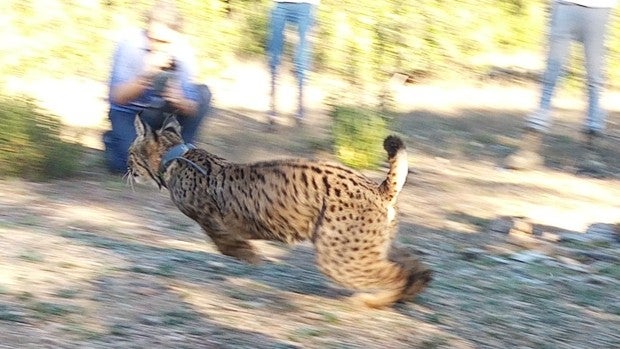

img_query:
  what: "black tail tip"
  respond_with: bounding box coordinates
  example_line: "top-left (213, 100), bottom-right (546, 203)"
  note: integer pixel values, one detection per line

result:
top-left (384, 135), bottom-right (405, 158)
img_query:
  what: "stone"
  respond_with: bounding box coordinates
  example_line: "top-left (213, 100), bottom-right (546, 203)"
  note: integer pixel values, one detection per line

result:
top-left (460, 247), bottom-right (485, 261)
top-left (507, 229), bottom-right (540, 249)
top-left (207, 261), bottom-right (227, 270)
top-left (586, 275), bottom-right (616, 286)
top-left (512, 218), bottom-right (533, 235)
top-left (139, 315), bottom-right (161, 325)
top-left (488, 217), bottom-right (514, 234)
top-left (509, 250), bottom-right (548, 263)
top-left (540, 231), bottom-right (561, 242)
top-left (562, 223), bottom-right (616, 244)
top-left (575, 251), bottom-right (619, 263)
top-left (585, 223), bottom-right (617, 243)
top-left (557, 256), bottom-right (589, 273)
top-left (487, 256), bottom-right (511, 264)
top-left (505, 150), bottom-right (544, 170)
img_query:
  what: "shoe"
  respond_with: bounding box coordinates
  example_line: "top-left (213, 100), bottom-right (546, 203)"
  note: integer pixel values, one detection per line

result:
top-left (295, 107), bottom-right (305, 127)
top-left (582, 128), bottom-right (603, 151)
top-left (294, 117), bottom-right (304, 127)
top-left (505, 128), bottom-right (544, 170)
top-left (266, 114), bottom-right (277, 132)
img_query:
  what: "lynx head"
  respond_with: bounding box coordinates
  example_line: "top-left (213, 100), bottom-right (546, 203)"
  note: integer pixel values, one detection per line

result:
top-left (127, 113), bottom-right (183, 187)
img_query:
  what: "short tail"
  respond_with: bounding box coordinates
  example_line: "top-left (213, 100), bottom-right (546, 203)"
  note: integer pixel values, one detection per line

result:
top-left (379, 135), bottom-right (408, 204)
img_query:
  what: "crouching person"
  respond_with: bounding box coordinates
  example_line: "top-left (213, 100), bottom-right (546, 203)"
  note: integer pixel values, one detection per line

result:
top-left (103, 0), bottom-right (211, 174)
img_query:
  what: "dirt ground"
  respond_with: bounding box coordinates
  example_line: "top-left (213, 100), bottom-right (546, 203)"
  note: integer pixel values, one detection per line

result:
top-left (1, 67), bottom-right (619, 348)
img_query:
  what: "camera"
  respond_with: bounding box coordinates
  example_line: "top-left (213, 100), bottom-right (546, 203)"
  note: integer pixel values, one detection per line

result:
top-left (162, 57), bottom-right (178, 72)
top-left (152, 57), bottom-right (178, 96)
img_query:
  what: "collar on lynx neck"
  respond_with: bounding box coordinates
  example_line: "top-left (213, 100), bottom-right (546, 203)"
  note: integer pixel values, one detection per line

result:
top-left (159, 143), bottom-right (196, 175)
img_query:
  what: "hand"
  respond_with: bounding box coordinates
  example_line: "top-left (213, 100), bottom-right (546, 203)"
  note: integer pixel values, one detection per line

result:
top-left (163, 79), bottom-right (197, 116)
top-left (162, 79), bottom-right (185, 109)
top-left (141, 50), bottom-right (174, 81)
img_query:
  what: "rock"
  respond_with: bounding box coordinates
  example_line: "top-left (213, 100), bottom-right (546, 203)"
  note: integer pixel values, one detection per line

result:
top-left (540, 231), bottom-right (561, 242)
top-left (460, 247), bottom-right (485, 261)
top-left (509, 250), bottom-right (548, 263)
top-left (562, 224), bottom-right (617, 245)
top-left (485, 243), bottom-right (518, 255)
top-left (561, 233), bottom-right (589, 243)
top-left (487, 256), bottom-right (511, 264)
top-left (504, 149), bottom-right (544, 170)
top-left (574, 251), bottom-right (619, 263)
top-left (586, 275), bottom-right (616, 286)
top-left (489, 216), bottom-right (535, 235)
top-left (512, 218), bottom-right (533, 235)
top-left (488, 216), bottom-right (514, 234)
top-left (0, 309), bottom-right (28, 323)
top-left (507, 229), bottom-right (542, 249)
top-left (139, 315), bottom-right (161, 325)
top-left (207, 261), bottom-right (227, 270)
top-left (585, 223), bottom-right (617, 243)
top-left (556, 256), bottom-right (589, 273)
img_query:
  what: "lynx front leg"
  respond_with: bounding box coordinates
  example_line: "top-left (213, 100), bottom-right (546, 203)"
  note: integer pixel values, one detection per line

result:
top-left (199, 217), bottom-right (262, 264)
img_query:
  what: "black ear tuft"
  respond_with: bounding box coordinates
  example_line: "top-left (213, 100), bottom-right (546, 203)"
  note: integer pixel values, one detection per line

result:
top-left (134, 112), bottom-right (151, 137)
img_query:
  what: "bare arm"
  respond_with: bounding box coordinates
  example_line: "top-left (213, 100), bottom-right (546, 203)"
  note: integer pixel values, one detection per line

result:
top-left (110, 75), bottom-right (152, 105)
top-left (162, 80), bottom-right (198, 116)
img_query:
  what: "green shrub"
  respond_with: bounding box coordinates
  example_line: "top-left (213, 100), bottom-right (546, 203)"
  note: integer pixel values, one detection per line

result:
top-left (0, 94), bottom-right (82, 180)
top-left (331, 106), bottom-right (390, 170)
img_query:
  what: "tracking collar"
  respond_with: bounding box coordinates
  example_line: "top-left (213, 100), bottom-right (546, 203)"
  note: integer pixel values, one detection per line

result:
top-left (159, 143), bottom-right (196, 175)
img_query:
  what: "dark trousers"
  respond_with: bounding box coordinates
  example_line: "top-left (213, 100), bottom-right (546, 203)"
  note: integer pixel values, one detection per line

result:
top-left (103, 84), bottom-right (211, 173)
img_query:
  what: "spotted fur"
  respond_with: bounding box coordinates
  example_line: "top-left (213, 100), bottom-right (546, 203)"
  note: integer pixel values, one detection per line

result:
top-left (127, 115), bottom-right (431, 308)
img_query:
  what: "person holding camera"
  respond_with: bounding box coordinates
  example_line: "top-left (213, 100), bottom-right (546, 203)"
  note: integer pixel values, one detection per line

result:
top-left (103, 1), bottom-right (211, 174)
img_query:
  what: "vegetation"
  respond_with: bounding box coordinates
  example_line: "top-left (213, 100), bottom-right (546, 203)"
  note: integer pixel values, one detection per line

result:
top-left (331, 106), bottom-right (389, 169)
top-left (0, 95), bottom-right (82, 180)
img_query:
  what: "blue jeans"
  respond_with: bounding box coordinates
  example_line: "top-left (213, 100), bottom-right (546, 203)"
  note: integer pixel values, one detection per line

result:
top-left (267, 2), bottom-right (316, 84)
top-left (527, 3), bottom-right (612, 133)
top-left (103, 84), bottom-right (211, 173)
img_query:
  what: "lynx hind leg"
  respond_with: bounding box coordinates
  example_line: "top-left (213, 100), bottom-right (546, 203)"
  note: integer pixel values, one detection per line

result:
top-left (314, 229), bottom-right (415, 309)
top-left (389, 244), bottom-right (433, 301)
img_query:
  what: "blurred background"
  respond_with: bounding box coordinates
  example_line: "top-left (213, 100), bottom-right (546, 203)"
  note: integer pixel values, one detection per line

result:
top-left (3, 0), bottom-right (620, 85)
top-left (1, 0), bottom-right (619, 178)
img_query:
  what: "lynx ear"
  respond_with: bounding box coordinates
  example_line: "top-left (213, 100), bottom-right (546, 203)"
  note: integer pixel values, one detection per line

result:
top-left (134, 112), bottom-right (152, 137)
top-left (162, 113), bottom-right (182, 136)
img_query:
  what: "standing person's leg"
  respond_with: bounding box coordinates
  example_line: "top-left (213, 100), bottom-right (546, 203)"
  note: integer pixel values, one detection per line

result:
top-left (178, 84), bottom-right (211, 144)
top-left (292, 2), bottom-right (316, 121)
top-left (526, 3), bottom-right (574, 131)
top-left (577, 6), bottom-right (612, 175)
top-left (267, 3), bottom-right (288, 122)
top-left (507, 4), bottom-right (575, 170)
top-left (581, 7), bottom-right (612, 135)
top-left (104, 109), bottom-right (138, 173)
